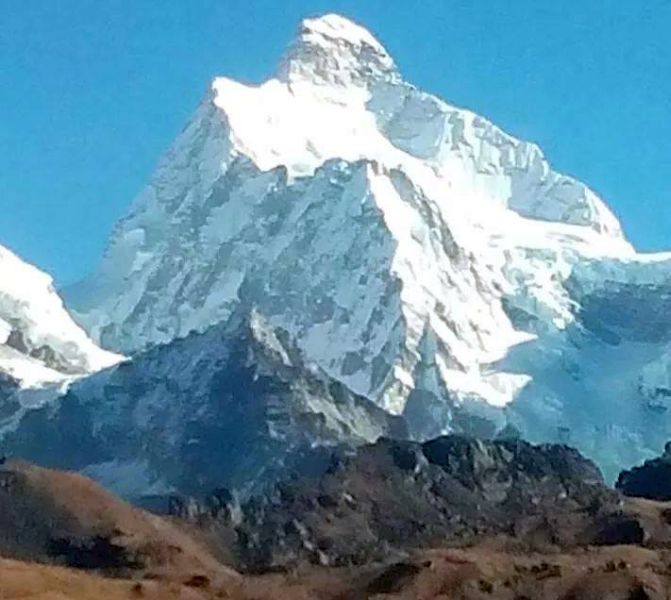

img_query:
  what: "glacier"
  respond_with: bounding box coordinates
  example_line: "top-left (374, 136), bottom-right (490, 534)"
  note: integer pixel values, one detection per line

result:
top-left (46, 13), bottom-right (671, 483)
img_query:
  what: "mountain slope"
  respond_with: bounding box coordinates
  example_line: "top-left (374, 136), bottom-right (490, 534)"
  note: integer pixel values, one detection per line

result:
top-left (5, 447), bottom-right (671, 600)
top-left (63, 14), bottom-right (671, 479)
top-left (0, 245), bottom-right (120, 401)
top-left (6, 309), bottom-right (405, 498)
top-left (0, 459), bottom-right (234, 581)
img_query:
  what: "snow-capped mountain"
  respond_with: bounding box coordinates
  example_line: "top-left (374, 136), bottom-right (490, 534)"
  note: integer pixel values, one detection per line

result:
top-left (0, 244), bottom-right (120, 395)
top-left (59, 14), bottom-right (671, 480)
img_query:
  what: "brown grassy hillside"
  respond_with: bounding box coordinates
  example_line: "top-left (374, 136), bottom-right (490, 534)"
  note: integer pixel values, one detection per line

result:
top-left (0, 459), bottom-right (237, 585)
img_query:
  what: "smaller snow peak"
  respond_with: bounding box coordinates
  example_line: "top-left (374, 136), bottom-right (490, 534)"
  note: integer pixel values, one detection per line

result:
top-left (277, 14), bottom-right (398, 89)
top-left (0, 243), bottom-right (123, 389)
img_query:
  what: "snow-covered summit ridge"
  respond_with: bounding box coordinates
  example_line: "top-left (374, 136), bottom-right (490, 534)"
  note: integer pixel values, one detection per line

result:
top-left (277, 14), bottom-right (398, 88)
top-left (298, 13), bottom-right (390, 57)
top-left (0, 245), bottom-right (121, 389)
top-left (206, 14), bottom-right (625, 237)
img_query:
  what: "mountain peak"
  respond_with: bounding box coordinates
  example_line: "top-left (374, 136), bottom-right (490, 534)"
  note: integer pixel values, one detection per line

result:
top-left (299, 14), bottom-right (388, 53)
top-left (64, 13), bottom-right (671, 484)
top-left (277, 13), bottom-right (398, 87)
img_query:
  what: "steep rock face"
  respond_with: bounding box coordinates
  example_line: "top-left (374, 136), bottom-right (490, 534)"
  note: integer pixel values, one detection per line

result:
top-left (6, 310), bottom-right (405, 498)
top-left (63, 14), bottom-right (671, 478)
top-left (0, 245), bottom-right (120, 404)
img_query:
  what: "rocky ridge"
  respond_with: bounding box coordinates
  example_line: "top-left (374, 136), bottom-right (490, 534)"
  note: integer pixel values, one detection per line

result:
top-left (3, 439), bottom-right (671, 599)
top-left (230, 435), bottom-right (627, 570)
top-left (6, 309), bottom-right (405, 498)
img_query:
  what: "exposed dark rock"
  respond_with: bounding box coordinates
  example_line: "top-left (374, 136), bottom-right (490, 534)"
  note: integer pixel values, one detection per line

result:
top-left (232, 435), bottom-right (621, 570)
top-left (48, 535), bottom-right (142, 571)
top-left (617, 443), bottom-right (671, 500)
top-left (138, 488), bottom-right (237, 523)
top-left (183, 574), bottom-right (211, 588)
top-left (365, 562), bottom-right (422, 594)
top-left (5, 327), bottom-right (85, 375)
top-left (592, 516), bottom-right (647, 546)
top-left (0, 373), bottom-right (20, 414)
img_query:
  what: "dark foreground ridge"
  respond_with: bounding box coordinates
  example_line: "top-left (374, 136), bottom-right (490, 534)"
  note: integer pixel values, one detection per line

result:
top-left (4, 437), bottom-right (671, 599)
top-left (229, 435), bottom-right (652, 570)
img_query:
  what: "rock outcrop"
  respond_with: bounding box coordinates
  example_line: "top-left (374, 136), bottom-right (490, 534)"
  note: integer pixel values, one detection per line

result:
top-left (616, 442), bottom-right (671, 501)
top-left (233, 436), bottom-right (621, 569)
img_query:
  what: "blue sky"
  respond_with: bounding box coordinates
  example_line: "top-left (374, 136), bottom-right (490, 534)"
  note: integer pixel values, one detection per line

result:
top-left (2, 0), bottom-right (670, 285)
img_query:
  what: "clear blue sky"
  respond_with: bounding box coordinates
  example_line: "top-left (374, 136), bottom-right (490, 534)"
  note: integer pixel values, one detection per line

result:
top-left (2, 1), bottom-right (670, 285)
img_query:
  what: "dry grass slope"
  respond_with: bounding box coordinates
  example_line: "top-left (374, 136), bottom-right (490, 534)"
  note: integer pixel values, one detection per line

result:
top-left (4, 543), bottom-right (670, 600)
top-left (0, 460), bottom-right (238, 584)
